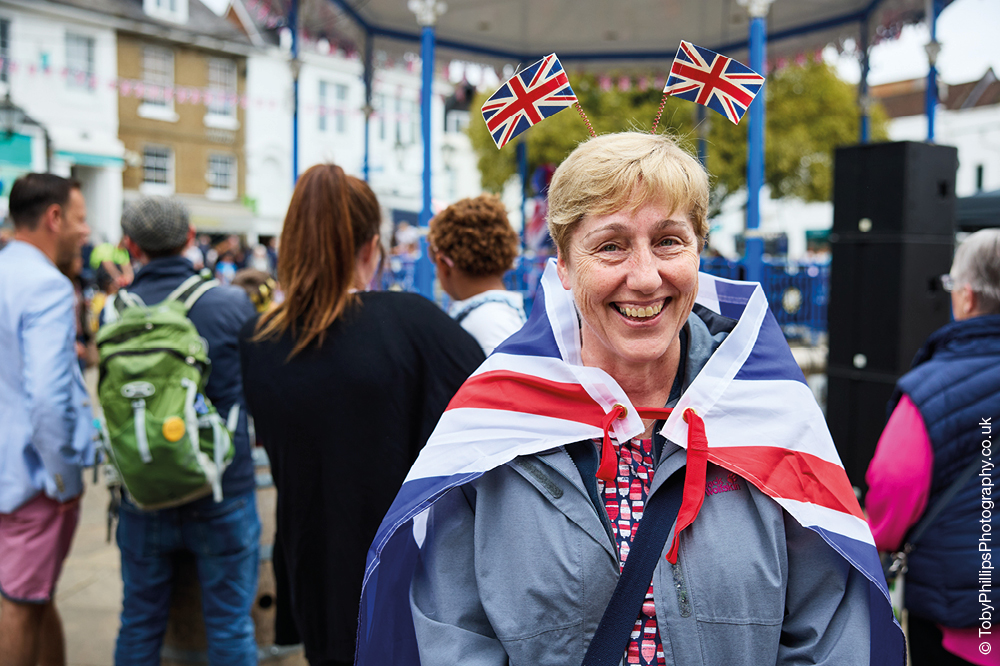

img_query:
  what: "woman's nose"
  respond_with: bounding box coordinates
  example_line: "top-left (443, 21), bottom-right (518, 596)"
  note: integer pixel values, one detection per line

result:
top-left (626, 246), bottom-right (661, 292)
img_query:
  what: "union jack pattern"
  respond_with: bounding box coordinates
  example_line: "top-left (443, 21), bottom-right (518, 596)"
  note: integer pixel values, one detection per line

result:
top-left (354, 260), bottom-right (905, 666)
top-left (664, 40), bottom-right (764, 125)
top-left (482, 53), bottom-right (578, 149)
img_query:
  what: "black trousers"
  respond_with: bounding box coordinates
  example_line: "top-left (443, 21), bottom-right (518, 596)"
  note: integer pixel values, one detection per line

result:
top-left (908, 614), bottom-right (977, 666)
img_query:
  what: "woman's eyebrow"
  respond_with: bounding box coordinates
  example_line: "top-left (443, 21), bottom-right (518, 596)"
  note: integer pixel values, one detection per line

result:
top-left (581, 222), bottom-right (630, 241)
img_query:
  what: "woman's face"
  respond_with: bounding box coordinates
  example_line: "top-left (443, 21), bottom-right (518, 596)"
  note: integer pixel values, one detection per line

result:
top-left (557, 200), bottom-right (700, 374)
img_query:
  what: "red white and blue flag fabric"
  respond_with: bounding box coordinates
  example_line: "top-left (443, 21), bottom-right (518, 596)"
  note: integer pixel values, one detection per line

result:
top-left (664, 40), bottom-right (764, 125)
top-left (355, 260), bottom-right (904, 666)
top-left (482, 53), bottom-right (578, 149)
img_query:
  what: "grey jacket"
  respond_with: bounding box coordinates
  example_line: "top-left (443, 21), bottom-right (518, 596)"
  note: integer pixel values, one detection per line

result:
top-left (410, 313), bottom-right (872, 666)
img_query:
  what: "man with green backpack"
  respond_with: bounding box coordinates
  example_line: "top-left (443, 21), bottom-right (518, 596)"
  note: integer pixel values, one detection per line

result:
top-left (97, 197), bottom-right (260, 665)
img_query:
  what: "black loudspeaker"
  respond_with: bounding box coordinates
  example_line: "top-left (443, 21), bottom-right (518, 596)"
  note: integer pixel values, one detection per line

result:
top-left (826, 141), bottom-right (957, 492)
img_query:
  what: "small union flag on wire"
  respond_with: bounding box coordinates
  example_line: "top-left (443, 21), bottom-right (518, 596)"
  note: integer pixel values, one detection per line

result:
top-left (482, 53), bottom-right (578, 149)
top-left (664, 41), bottom-right (764, 125)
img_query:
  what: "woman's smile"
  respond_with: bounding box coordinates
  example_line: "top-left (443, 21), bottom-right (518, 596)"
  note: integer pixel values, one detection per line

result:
top-left (556, 200), bottom-right (700, 376)
top-left (612, 298), bottom-right (669, 321)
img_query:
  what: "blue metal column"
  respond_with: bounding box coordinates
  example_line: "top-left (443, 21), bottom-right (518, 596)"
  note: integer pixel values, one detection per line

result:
top-left (517, 139), bottom-right (528, 249)
top-left (859, 13), bottom-right (872, 143)
top-left (290, 0), bottom-right (299, 184)
top-left (925, 0), bottom-right (942, 142)
top-left (744, 0), bottom-right (771, 286)
top-left (411, 0), bottom-right (445, 299)
top-left (362, 36), bottom-right (374, 182)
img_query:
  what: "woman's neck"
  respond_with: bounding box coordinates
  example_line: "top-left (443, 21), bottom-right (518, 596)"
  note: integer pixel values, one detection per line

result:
top-left (448, 273), bottom-right (508, 302)
top-left (581, 337), bottom-right (681, 411)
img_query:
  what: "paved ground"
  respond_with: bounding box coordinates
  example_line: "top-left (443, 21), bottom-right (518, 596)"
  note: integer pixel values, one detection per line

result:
top-left (58, 481), bottom-right (122, 665)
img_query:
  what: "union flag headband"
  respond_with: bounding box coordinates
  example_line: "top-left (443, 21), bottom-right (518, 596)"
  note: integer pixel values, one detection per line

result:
top-left (482, 43), bottom-right (764, 148)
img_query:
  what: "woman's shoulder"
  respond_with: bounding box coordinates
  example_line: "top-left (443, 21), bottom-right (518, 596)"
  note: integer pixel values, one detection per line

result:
top-left (237, 313), bottom-right (262, 344)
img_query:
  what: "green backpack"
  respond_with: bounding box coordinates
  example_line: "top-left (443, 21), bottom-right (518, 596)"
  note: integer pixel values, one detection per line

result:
top-left (96, 274), bottom-right (236, 510)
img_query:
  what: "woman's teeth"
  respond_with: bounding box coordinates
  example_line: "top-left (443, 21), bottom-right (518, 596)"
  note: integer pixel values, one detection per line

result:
top-left (616, 303), bottom-right (663, 319)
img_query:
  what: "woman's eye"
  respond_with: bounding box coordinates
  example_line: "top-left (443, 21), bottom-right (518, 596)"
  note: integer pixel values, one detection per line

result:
top-left (599, 243), bottom-right (620, 252)
top-left (658, 238), bottom-right (676, 247)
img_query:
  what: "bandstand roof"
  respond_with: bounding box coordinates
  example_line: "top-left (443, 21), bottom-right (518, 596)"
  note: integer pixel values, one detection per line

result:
top-left (321, 0), bottom-right (953, 67)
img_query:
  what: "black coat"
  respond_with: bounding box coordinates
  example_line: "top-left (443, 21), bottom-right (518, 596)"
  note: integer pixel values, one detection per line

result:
top-left (239, 291), bottom-right (485, 663)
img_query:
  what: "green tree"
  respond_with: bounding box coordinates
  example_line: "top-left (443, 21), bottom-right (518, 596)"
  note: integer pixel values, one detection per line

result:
top-left (467, 58), bottom-right (889, 207)
top-left (708, 56), bottom-right (890, 204)
top-left (469, 73), bottom-right (700, 194)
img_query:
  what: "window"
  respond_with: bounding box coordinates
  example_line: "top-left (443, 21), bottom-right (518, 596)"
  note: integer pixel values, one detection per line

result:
top-left (143, 0), bottom-right (188, 24)
top-left (334, 84), bottom-right (347, 133)
top-left (395, 96), bottom-right (403, 144)
top-left (0, 20), bottom-right (9, 84)
top-left (207, 58), bottom-right (237, 118)
top-left (207, 154), bottom-right (236, 200)
top-left (142, 145), bottom-right (172, 194)
top-left (319, 82), bottom-right (348, 133)
top-left (319, 81), bottom-right (328, 132)
top-left (142, 46), bottom-right (173, 108)
top-left (446, 110), bottom-right (470, 134)
top-left (377, 94), bottom-right (386, 142)
top-left (66, 33), bottom-right (95, 91)
top-left (410, 101), bottom-right (419, 146)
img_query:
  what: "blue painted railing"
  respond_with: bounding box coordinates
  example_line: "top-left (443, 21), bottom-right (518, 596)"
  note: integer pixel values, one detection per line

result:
top-left (382, 255), bottom-right (830, 344)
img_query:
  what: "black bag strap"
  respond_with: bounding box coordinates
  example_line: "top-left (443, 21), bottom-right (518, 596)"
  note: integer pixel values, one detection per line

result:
top-left (908, 455), bottom-right (982, 548)
top-left (582, 467), bottom-right (685, 666)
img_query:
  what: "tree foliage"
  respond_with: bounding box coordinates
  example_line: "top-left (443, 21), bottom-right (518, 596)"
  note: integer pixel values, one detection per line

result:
top-left (467, 57), bottom-right (889, 208)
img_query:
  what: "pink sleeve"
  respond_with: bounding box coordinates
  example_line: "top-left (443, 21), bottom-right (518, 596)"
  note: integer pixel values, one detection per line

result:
top-left (863, 394), bottom-right (933, 552)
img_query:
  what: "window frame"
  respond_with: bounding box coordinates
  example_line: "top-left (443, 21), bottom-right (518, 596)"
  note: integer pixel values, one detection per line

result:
top-left (206, 153), bottom-right (237, 201)
top-left (139, 45), bottom-right (178, 122)
top-left (204, 58), bottom-right (239, 129)
top-left (65, 32), bottom-right (96, 92)
top-left (0, 19), bottom-right (11, 84)
top-left (140, 144), bottom-right (174, 196)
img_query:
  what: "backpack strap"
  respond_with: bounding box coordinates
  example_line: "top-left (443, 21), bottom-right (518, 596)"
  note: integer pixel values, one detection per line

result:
top-left (166, 273), bottom-right (219, 314)
top-left (104, 290), bottom-right (146, 324)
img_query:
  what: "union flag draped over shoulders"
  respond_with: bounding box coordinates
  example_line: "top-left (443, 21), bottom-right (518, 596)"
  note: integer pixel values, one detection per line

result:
top-left (664, 40), bottom-right (764, 125)
top-left (355, 260), bottom-right (904, 666)
top-left (482, 53), bottom-right (578, 149)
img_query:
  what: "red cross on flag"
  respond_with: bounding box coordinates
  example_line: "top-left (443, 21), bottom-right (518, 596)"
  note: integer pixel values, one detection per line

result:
top-left (482, 53), bottom-right (578, 149)
top-left (664, 41), bottom-right (765, 125)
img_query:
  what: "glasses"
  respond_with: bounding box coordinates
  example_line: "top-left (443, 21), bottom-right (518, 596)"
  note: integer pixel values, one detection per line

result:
top-left (428, 244), bottom-right (454, 268)
top-left (939, 274), bottom-right (956, 292)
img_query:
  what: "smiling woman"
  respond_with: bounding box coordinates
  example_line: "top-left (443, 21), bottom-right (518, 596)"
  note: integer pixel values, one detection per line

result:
top-left (407, 132), bottom-right (882, 666)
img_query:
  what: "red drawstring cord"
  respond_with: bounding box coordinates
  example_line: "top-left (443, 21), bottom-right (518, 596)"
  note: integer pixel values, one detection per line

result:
top-left (666, 409), bottom-right (708, 564)
top-left (595, 404), bottom-right (709, 565)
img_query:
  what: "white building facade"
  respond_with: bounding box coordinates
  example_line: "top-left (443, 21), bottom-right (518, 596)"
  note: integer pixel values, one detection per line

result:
top-left (0, 0), bottom-right (124, 241)
top-left (244, 40), bottom-right (483, 244)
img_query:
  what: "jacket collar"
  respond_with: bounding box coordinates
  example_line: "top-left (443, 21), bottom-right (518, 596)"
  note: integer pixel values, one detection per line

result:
top-left (131, 255), bottom-right (196, 287)
top-left (912, 314), bottom-right (1000, 367)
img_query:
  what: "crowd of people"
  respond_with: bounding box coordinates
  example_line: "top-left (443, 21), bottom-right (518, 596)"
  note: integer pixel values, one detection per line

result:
top-left (0, 130), bottom-right (996, 666)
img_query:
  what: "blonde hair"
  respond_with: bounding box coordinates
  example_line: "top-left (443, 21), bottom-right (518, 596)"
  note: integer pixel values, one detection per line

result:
top-left (547, 132), bottom-right (709, 255)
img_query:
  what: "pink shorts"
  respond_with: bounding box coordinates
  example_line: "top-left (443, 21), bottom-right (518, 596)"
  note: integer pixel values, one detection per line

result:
top-left (0, 493), bottom-right (80, 603)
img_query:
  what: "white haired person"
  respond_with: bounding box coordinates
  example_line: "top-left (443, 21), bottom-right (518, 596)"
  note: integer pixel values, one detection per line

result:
top-left (867, 229), bottom-right (1000, 665)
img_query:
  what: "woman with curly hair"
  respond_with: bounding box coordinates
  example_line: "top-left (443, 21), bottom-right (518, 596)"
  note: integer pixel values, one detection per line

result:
top-left (427, 194), bottom-right (527, 355)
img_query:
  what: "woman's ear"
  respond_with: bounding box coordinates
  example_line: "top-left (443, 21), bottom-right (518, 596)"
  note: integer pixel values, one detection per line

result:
top-left (355, 235), bottom-right (381, 289)
top-left (556, 250), bottom-right (572, 290)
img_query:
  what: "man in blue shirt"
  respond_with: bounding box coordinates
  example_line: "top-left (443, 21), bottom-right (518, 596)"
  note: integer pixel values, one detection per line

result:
top-left (109, 197), bottom-right (260, 665)
top-left (0, 174), bottom-right (95, 665)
